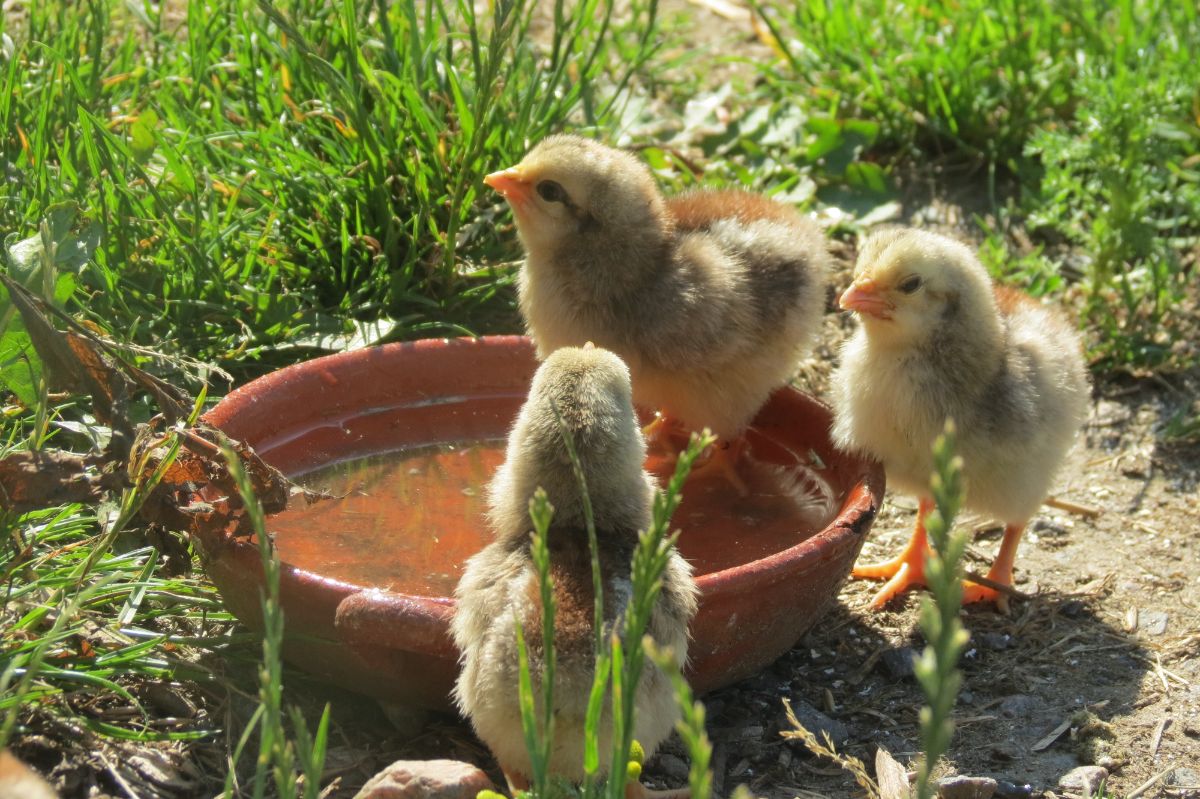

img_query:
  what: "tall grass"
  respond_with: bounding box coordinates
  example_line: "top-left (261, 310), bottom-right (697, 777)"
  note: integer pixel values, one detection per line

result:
top-left (1, 0), bottom-right (660, 372)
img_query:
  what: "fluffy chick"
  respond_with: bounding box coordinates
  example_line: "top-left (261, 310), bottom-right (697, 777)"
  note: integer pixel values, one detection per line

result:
top-left (485, 135), bottom-right (831, 453)
top-left (831, 228), bottom-right (1090, 611)
top-left (452, 345), bottom-right (698, 790)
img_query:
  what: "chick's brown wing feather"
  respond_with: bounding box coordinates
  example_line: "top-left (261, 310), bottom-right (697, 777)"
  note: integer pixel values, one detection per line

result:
top-left (523, 529), bottom-right (637, 664)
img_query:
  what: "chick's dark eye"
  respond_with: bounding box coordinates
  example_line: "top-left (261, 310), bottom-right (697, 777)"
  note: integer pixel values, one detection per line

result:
top-left (898, 275), bottom-right (923, 294)
top-left (536, 180), bottom-right (567, 204)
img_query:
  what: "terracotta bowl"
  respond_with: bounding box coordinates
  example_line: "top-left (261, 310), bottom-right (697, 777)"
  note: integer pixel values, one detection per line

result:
top-left (200, 336), bottom-right (883, 710)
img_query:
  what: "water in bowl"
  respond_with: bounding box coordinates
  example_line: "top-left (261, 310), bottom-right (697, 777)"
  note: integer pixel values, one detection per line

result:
top-left (267, 431), bottom-right (838, 597)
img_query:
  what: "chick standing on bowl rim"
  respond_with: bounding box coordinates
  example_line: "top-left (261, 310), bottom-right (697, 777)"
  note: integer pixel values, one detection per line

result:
top-left (484, 135), bottom-right (832, 488)
top-left (830, 228), bottom-right (1090, 612)
top-left (451, 345), bottom-right (698, 794)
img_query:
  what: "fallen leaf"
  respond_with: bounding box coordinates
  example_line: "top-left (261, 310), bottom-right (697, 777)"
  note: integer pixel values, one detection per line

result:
top-left (875, 747), bottom-right (911, 799)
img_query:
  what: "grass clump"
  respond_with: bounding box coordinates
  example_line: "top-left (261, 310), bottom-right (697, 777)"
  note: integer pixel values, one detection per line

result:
top-left (753, 0), bottom-right (1088, 169)
top-left (1027, 58), bottom-right (1200, 370)
top-left (1, 0), bottom-right (660, 371)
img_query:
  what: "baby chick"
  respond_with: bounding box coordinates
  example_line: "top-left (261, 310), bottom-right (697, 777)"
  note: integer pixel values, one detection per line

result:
top-left (831, 228), bottom-right (1090, 611)
top-left (452, 345), bottom-right (698, 791)
top-left (485, 135), bottom-right (831, 477)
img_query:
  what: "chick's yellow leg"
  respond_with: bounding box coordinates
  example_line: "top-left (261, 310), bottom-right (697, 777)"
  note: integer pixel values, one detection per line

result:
top-left (852, 497), bottom-right (934, 610)
top-left (961, 522), bottom-right (1024, 614)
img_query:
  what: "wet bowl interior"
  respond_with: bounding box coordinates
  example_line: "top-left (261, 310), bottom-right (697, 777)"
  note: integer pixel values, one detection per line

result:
top-left (200, 335), bottom-right (884, 710)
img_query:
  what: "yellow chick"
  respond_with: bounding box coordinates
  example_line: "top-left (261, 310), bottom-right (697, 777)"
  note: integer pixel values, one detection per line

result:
top-left (485, 135), bottom-right (831, 479)
top-left (452, 345), bottom-right (699, 790)
top-left (831, 228), bottom-right (1090, 611)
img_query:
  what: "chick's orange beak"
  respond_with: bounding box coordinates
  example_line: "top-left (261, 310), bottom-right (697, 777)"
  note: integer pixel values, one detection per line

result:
top-left (483, 167), bottom-right (533, 209)
top-left (839, 279), bottom-right (894, 320)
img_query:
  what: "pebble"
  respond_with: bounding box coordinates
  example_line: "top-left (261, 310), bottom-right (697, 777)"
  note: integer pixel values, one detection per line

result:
top-left (1032, 518), bottom-right (1068, 535)
top-left (937, 775), bottom-right (997, 799)
top-left (1057, 765), bottom-right (1108, 797)
top-left (1138, 609), bottom-right (1169, 635)
top-left (651, 753), bottom-right (690, 782)
top-left (0, 750), bottom-right (58, 799)
top-left (353, 760), bottom-right (495, 799)
top-left (1165, 768), bottom-right (1200, 788)
top-left (979, 632), bottom-right (1013, 651)
top-left (998, 695), bottom-right (1038, 719)
top-left (880, 646), bottom-right (916, 680)
top-left (783, 699), bottom-right (850, 746)
top-left (993, 780), bottom-right (1033, 799)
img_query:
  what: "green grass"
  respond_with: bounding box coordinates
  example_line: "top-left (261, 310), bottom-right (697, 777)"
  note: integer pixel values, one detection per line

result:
top-left (1, 0), bottom-right (661, 374)
top-left (2, 0), bottom-right (1200, 795)
top-left (751, 0), bottom-right (1200, 369)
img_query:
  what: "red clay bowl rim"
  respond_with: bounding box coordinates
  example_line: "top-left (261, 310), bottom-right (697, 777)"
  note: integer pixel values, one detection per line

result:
top-left (202, 335), bottom-right (884, 636)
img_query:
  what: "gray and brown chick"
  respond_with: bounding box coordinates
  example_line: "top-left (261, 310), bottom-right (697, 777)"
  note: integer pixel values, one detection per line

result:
top-left (485, 135), bottom-right (831, 471)
top-left (831, 228), bottom-right (1090, 611)
top-left (451, 345), bottom-right (698, 790)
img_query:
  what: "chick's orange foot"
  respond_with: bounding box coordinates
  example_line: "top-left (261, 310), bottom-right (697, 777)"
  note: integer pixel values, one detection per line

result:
top-left (961, 580), bottom-right (1008, 613)
top-left (641, 412), bottom-right (690, 454)
top-left (685, 436), bottom-right (748, 496)
top-left (851, 498), bottom-right (933, 610)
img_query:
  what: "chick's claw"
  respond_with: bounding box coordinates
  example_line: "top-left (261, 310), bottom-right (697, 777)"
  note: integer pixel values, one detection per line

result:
top-left (852, 498), bottom-right (934, 608)
top-left (685, 436), bottom-right (748, 496)
top-left (961, 580), bottom-right (1009, 613)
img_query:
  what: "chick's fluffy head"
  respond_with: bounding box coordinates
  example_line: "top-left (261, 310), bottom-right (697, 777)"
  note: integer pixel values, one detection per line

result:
top-left (488, 345), bottom-right (652, 539)
top-left (843, 228), bottom-right (1000, 348)
top-left (489, 135), bottom-right (668, 254)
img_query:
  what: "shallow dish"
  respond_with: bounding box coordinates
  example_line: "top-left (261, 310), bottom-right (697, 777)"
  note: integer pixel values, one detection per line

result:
top-left (200, 336), bottom-right (883, 710)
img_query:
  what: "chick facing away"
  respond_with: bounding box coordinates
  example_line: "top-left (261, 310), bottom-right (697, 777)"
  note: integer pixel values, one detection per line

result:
top-left (484, 135), bottom-right (831, 476)
top-left (451, 345), bottom-right (699, 791)
top-left (830, 228), bottom-right (1090, 611)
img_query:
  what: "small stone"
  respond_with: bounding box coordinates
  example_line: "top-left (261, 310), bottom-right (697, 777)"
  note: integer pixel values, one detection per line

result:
top-left (354, 760), bottom-right (495, 799)
top-left (0, 750), bottom-right (57, 799)
top-left (979, 633), bottom-right (1012, 651)
top-left (1165, 768), bottom-right (1200, 788)
top-left (937, 775), bottom-right (997, 799)
top-left (737, 725), bottom-right (764, 741)
top-left (1059, 600), bottom-right (1086, 619)
top-left (998, 695), bottom-right (1037, 719)
top-left (1033, 518), bottom-right (1067, 535)
top-left (993, 780), bottom-right (1033, 799)
top-left (651, 753), bottom-right (690, 782)
top-left (783, 700), bottom-right (850, 746)
top-left (880, 647), bottom-right (916, 680)
top-left (1138, 609), bottom-right (1169, 636)
top-left (378, 702), bottom-right (431, 739)
top-left (1057, 765), bottom-right (1108, 797)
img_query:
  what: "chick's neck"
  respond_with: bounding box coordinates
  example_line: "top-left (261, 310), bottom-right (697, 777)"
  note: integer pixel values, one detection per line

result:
top-left (541, 206), bottom-right (674, 307)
